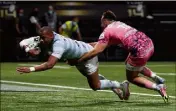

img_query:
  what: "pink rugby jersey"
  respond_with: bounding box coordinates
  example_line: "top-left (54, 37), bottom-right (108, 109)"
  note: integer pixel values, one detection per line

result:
top-left (98, 21), bottom-right (154, 58)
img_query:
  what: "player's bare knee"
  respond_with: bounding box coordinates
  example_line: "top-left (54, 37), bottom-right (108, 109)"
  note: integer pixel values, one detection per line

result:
top-left (91, 87), bottom-right (100, 91)
top-left (127, 77), bottom-right (134, 83)
top-left (126, 74), bottom-right (135, 83)
top-left (90, 84), bottom-right (100, 91)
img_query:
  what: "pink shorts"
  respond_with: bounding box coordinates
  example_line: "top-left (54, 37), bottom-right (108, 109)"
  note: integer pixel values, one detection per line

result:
top-left (124, 32), bottom-right (154, 69)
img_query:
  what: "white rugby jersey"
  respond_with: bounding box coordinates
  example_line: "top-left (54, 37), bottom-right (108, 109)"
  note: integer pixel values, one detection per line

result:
top-left (51, 32), bottom-right (93, 59)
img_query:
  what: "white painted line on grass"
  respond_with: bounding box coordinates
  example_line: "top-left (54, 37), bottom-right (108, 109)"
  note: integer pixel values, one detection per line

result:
top-left (53, 66), bottom-right (70, 69)
top-left (1, 80), bottom-right (175, 99)
top-left (99, 64), bottom-right (175, 67)
top-left (154, 72), bottom-right (176, 76)
top-left (1, 84), bottom-right (61, 92)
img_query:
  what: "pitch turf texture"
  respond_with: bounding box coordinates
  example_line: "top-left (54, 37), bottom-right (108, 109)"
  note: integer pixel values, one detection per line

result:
top-left (1, 62), bottom-right (176, 111)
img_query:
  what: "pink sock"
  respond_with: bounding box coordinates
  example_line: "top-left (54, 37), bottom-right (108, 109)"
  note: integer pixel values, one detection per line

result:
top-left (144, 81), bottom-right (157, 90)
top-left (133, 77), bottom-right (157, 90)
top-left (140, 67), bottom-right (156, 78)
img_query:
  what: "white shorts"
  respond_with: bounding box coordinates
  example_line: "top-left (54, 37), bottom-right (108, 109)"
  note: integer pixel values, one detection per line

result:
top-left (76, 56), bottom-right (98, 76)
top-left (126, 63), bottom-right (144, 71)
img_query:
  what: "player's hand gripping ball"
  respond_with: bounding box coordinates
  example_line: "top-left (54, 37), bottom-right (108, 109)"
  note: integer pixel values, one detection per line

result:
top-left (28, 47), bottom-right (41, 56)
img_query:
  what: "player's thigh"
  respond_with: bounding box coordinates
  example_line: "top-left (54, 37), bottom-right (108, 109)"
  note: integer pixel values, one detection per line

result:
top-left (125, 56), bottom-right (145, 80)
top-left (76, 56), bottom-right (100, 85)
top-left (125, 49), bottom-right (154, 72)
top-left (76, 56), bottom-right (98, 76)
top-left (126, 68), bottom-right (140, 80)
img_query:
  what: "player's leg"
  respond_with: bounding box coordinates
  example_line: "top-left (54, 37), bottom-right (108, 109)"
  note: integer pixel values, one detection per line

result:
top-left (126, 65), bottom-right (158, 90)
top-left (126, 32), bottom-right (168, 102)
top-left (86, 69), bottom-right (130, 100)
top-left (76, 56), bottom-right (130, 100)
top-left (135, 35), bottom-right (165, 84)
top-left (140, 66), bottom-right (165, 84)
top-left (76, 56), bottom-right (122, 90)
top-left (98, 73), bottom-right (128, 100)
top-left (126, 63), bottom-right (168, 103)
top-left (86, 70), bottom-right (120, 90)
top-left (125, 55), bottom-right (156, 89)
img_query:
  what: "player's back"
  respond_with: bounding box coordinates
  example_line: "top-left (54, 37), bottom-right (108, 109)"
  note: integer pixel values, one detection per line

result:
top-left (52, 32), bottom-right (92, 59)
top-left (104, 21), bottom-right (153, 57)
top-left (104, 21), bottom-right (138, 45)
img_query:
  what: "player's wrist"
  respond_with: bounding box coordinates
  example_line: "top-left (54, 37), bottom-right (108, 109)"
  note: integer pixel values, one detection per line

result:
top-left (29, 67), bottom-right (35, 72)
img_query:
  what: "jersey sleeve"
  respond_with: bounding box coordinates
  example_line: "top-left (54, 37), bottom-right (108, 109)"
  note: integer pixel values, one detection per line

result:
top-left (51, 41), bottom-right (65, 59)
top-left (98, 30), bottom-right (110, 44)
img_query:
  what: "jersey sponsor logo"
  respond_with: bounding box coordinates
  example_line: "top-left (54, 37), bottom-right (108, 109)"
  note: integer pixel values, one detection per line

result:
top-left (99, 33), bottom-right (105, 39)
top-left (33, 36), bottom-right (40, 42)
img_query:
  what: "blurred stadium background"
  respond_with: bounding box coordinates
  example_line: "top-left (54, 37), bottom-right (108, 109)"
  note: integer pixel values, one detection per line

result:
top-left (0, 1), bottom-right (176, 111)
top-left (0, 1), bottom-right (176, 62)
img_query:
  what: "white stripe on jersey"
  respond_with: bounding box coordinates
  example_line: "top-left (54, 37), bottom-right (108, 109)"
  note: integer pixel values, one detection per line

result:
top-left (51, 32), bottom-right (93, 59)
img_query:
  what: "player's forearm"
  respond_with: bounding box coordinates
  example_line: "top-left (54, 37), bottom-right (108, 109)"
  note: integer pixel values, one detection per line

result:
top-left (89, 42), bottom-right (97, 47)
top-left (78, 49), bottom-right (99, 62)
top-left (32, 62), bottom-right (53, 72)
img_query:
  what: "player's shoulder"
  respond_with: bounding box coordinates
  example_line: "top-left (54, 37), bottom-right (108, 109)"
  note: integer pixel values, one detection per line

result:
top-left (105, 21), bottom-right (123, 31)
top-left (54, 33), bottom-right (68, 40)
top-left (103, 26), bottom-right (112, 35)
top-left (52, 35), bottom-right (66, 47)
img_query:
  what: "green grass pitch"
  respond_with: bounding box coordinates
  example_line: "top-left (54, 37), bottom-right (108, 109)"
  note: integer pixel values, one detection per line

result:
top-left (1, 62), bottom-right (176, 111)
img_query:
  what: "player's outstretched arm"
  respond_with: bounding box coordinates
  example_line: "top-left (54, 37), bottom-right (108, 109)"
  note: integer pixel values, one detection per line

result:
top-left (88, 42), bottom-right (97, 47)
top-left (16, 55), bottom-right (58, 74)
top-left (78, 42), bottom-right (108, 63)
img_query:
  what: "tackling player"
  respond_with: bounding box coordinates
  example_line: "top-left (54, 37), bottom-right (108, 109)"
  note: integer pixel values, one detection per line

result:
top-left (71, 10), bottom-right (168, 103)
top-left (17, 26), bottom-right (130, 100)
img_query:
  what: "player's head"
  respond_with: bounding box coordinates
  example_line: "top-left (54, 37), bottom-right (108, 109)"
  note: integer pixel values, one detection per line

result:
top-left (101, 10), bottom-right (116, 29)
top-left (39, 26), bottom-right (54, 44)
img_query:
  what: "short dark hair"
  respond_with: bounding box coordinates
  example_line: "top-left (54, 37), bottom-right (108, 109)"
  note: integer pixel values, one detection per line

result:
top-left (102, 10), bottom-right (116, 21)
top-left (40, 26), bottom-right (53, 33)
top-left (39, 26), bottom-right (53, 37)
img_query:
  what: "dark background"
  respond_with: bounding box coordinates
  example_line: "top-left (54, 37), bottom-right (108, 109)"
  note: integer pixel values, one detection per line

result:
top-left (0, 1), bottom-right (176, 62)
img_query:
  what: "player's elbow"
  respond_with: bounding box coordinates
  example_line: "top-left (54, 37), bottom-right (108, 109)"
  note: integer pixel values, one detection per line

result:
top-left (47, 63), bottom-right (54, 69)
top-left (44, 62), bottom-right (54, 69)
